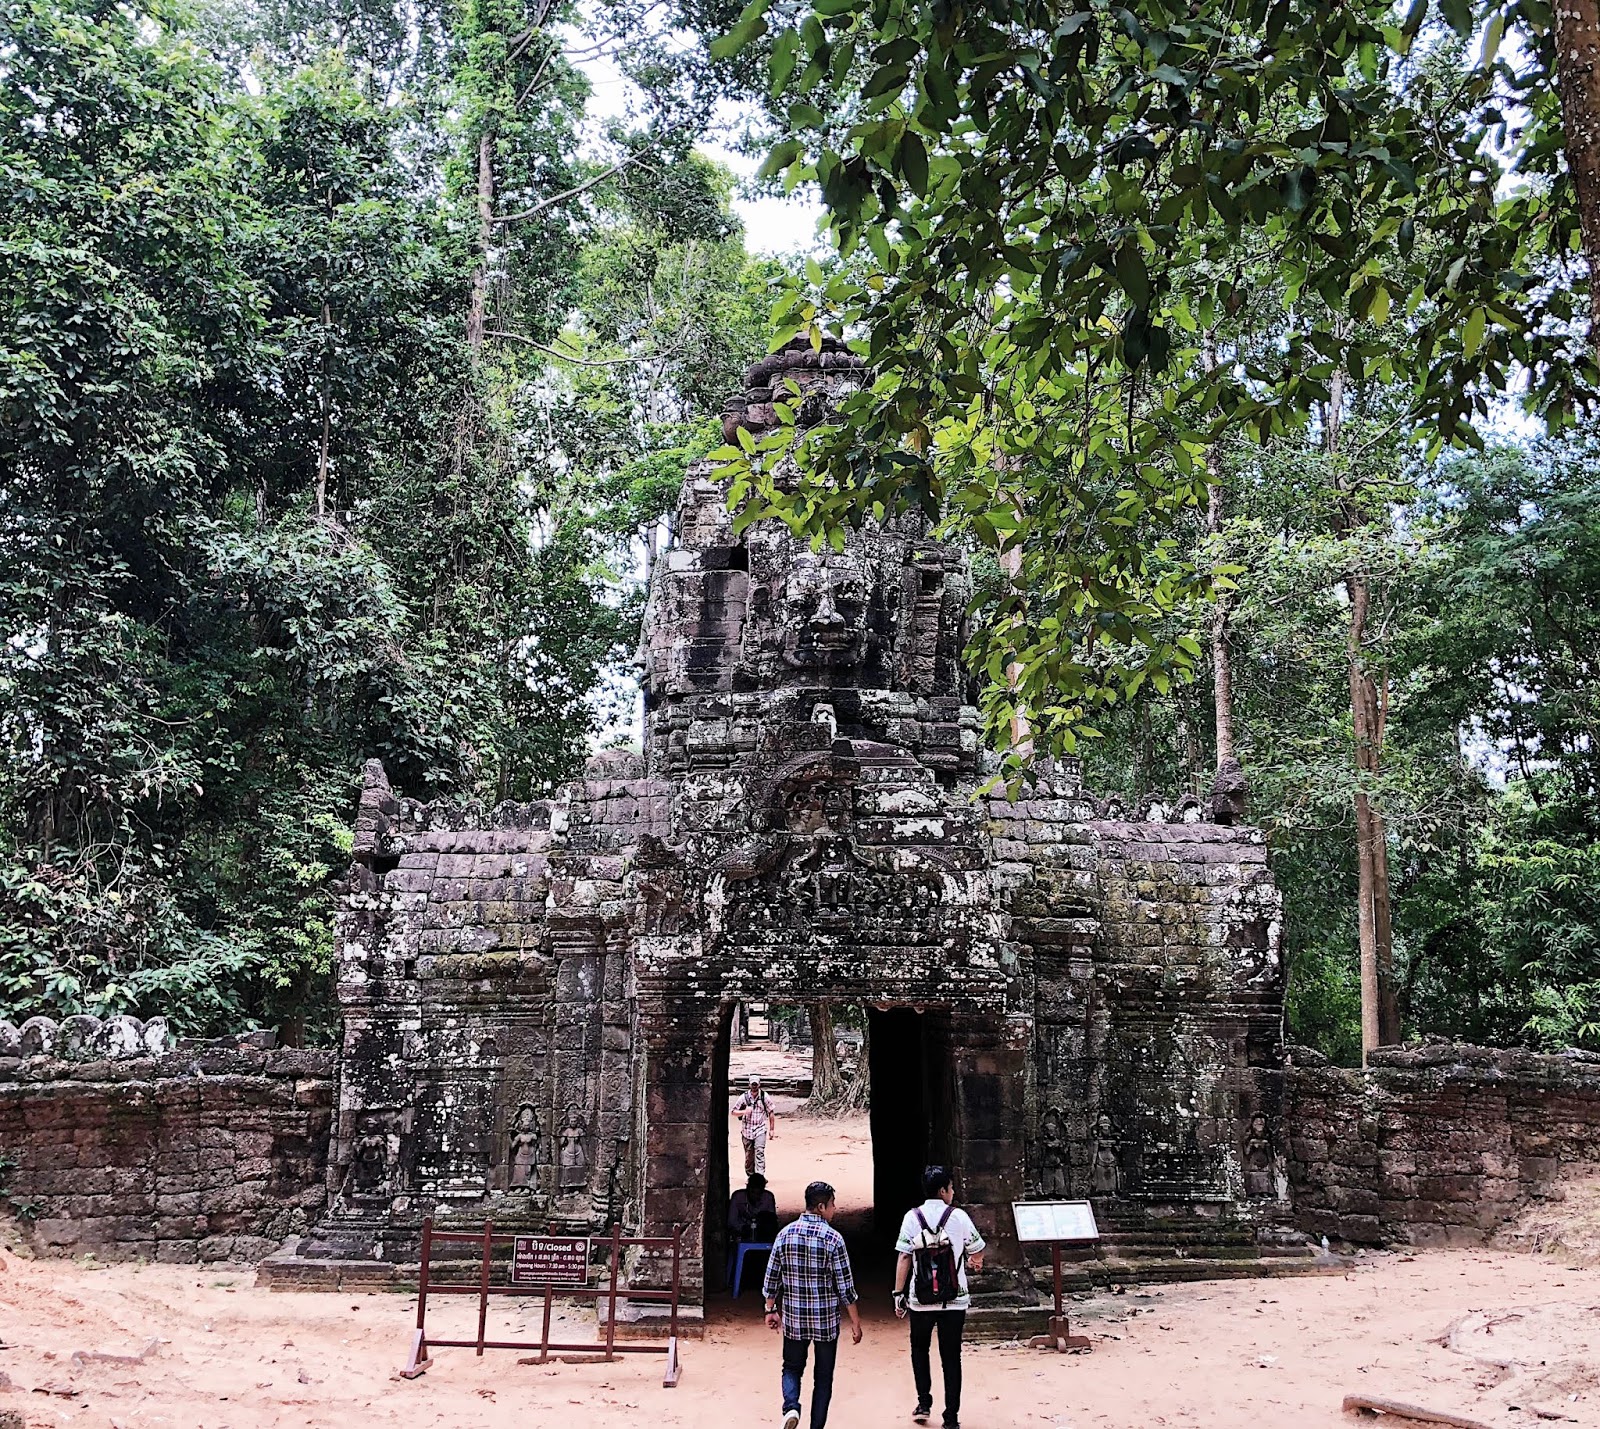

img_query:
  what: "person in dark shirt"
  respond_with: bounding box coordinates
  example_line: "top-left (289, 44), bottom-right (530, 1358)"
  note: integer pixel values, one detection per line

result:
top-left (730, 1172), bottom-right (780, 1243)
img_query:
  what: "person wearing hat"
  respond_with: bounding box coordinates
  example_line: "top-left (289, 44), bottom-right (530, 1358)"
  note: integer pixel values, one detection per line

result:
top-left (732, 1074), bottom-right (777, 1176)
top-left (729, 1171), bottom-right (779, 1245)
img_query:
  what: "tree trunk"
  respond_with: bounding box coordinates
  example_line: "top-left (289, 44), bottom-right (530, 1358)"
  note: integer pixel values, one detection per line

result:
top-left (1348, 574), bottom-right (1401, 1053)
top-left (452, 129), bottom-right (497, 487)
top-left (1554, 0), bottom-right (1600, 345)
top-left (809, 1003), bottom-right (844, 1103)
top-left (316, 299), bottom-right (332, 518)
top-left (1207, 472), bottom-right (1237, 769)
top-left (998, 556), bottom-right (1036, 758)
top-left (1178, 715), bottom-right (1203, 796)
top-left (1329, 364), bottom-right (1401, 1060)
top-left (996, 463), bottom-right (1034, 761)
top-left (844, 1008), bottom-right (871, 1110)
top-left (465, 130), bottom-right (496, 358)
top-left (1202, 339), bottom-right (1248, 823)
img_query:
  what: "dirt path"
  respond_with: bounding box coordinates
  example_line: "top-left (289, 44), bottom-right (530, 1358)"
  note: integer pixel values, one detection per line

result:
top-left (3, 1107), bottom-right (1598, 1429)
top-left (726, 1058), bottom-right (872, 1219)
top-left (3, 1239), bottom-right (1598, 1427)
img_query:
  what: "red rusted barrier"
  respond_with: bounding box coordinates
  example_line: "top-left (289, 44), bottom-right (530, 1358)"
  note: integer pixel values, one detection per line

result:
top-left (400, 1218), bottom-right (683, 1387)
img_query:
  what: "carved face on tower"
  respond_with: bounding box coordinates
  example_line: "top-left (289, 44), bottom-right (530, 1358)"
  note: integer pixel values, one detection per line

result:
top-left (640, 340), bottom-right (979, 776)
top-left (781, 551), bottom-right (871, 669)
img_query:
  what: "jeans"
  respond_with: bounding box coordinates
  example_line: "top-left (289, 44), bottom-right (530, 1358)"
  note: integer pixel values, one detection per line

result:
top-left (909, 1309), bottom-right (966, 1424)
top-left (781, 1335), bottom-right (839, 1429)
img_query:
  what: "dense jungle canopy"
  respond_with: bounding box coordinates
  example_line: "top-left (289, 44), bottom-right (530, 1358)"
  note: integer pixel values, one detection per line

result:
top-left (1, 0), bottom-right (1597, 1061)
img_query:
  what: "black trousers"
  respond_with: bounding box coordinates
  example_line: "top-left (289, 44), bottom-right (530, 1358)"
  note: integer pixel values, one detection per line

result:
top-left (782, 1334), bottom-right (838, 1429)
top-left (909, 1308), bottom-right (966, 1424)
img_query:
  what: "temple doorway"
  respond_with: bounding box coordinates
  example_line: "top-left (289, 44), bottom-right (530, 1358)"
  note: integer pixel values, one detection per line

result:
top-left (706, 1002), bottom-right (955, 1294)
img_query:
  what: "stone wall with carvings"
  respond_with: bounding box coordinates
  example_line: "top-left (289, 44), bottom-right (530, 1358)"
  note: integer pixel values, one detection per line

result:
top-left (0, 1036), bottom-right (333, 1262)
top-left (307, 759), bottom-right (652, 1269)
top-left (1007, 792), bottom-right (1286, 1220)
top-left (1284, 1045), bottom-right (1600, 1246)
top-left (8, 1032), bottom-right (1600, 1267)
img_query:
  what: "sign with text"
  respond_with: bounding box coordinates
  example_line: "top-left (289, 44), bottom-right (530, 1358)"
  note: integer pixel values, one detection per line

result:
top-left (1012, 1201), bottom-right (1100, 1244)
top-left (511, 1235), bottom-right (590, 1287)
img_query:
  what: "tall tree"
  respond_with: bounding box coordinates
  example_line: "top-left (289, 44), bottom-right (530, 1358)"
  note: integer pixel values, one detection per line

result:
top-left (0, 0), bottom-right (763, 1037)
top-left (1, 0), bottom-right (268, 1027)
top-left (1325, 362), bottom-right (1402, 1054)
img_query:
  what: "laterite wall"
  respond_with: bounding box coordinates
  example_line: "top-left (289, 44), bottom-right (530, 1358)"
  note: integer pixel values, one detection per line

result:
top-left (1285, 1045), bottom-right (1600, 1247)
top-left (8, 1033), bottom-right (1600, 1264)
top-left (0, 1046), bottom-right (334, 1262)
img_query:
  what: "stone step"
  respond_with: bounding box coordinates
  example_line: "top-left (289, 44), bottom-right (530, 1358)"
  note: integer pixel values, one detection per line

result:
top-left (960, 1248), bottom-right (1350, 1337)
top-left (965, 1246), bottom-right (1347, 1336)
top-left (1097, 1227), bottom-right (1266, 1249)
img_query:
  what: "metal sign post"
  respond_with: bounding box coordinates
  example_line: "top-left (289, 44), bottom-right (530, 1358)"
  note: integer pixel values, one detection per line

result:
top-left (1012, 1200), bottom-right (1100, 1353)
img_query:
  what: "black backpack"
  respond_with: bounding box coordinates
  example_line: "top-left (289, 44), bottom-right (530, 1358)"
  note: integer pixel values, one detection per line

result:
top-left (911, 1205), bottom-right (961, 1305)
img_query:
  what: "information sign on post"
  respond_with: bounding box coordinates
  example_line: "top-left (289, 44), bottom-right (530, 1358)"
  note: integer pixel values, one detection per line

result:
top-left (511, 1235), bottom-right (590, 1287)
top-left (1013, 1200), bottom-right (1099, 1244)
top-left (1012, 1201), bottom-right (1100, 1354)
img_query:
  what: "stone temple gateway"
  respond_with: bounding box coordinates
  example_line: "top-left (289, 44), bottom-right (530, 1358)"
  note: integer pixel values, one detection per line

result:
top-left (287, 341), bottom-right (1304, 1305)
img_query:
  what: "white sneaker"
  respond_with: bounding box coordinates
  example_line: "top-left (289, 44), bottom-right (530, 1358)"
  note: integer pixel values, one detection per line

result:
top-left (782, 1411), bottom-right (801, 1429)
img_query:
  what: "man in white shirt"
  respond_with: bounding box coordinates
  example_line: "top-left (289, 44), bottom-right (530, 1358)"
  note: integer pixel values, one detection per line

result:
top-left (893, 1166), bottom-right (985, 1429)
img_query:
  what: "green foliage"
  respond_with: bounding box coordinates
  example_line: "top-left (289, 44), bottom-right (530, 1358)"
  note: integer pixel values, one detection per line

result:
top-left (1069, 433), bottom-right (1600, 1060)
top-left (1, 0), bottom-right (273, 1033)
top-left (10, 0), bottom-right (1592, 1072)
top-left (1399, 443), bottom-right (1600, 1051)
top-left (707, 0), bottom-right (1596, 783)
top-left (529, 155), bottom-right (786, 612)
top-left (0, 0), bottom-right (760, 1039)
top-left (692, 0), bottom-right (1600, 1054)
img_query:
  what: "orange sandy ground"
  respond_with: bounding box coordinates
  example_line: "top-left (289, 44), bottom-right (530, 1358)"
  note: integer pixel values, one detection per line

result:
top-left (3, 1080), bottom-right (1598, 1429)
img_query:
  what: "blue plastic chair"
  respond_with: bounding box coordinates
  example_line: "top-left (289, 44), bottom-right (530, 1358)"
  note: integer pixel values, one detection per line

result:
top-left (729, 1240), bottom-right (774, 1297)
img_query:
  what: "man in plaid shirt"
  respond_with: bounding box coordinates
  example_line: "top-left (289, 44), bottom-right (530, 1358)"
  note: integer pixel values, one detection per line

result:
top-left (763, 1180), bottom-right (863, 1429)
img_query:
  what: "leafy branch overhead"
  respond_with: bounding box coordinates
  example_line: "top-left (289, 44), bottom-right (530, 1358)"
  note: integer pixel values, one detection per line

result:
top-left (711, 0), bottom-right (1599, 765)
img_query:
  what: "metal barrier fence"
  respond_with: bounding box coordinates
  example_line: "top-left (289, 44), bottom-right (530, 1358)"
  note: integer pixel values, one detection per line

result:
top-left (400, 1218), bottom-right (683, 1387)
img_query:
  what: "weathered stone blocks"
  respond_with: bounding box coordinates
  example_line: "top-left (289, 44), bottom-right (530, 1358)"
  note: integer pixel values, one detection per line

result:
top-left (1284, 1047), bottom-right (1600, 1246)
top-left (0, 1048), bottom-right (333, 1261)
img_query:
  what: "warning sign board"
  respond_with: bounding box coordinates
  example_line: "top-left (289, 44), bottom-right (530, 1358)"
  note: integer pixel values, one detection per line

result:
top-left (511, 1235), bottom-right (590, 1287)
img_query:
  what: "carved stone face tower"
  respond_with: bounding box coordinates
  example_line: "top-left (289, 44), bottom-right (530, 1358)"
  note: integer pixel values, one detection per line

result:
top-left (292, 338), bottom-right (1296, 1303)
top-left (642, 338), bottom-right (976, 776)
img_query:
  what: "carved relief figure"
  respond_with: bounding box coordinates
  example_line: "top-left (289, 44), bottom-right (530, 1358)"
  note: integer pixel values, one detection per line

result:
top-left (1039, 1107), bottom-right (1068, 1197)
top-left (1243, 1114), bottom-right (1275, 1197)
top-left (344, 1116), bottom-right (390, 1202)
top-left (812, 833), bottom-right (852, 912)
top-left (1089, 1114), bottom-right (1121, 1197)
top-left (559, 1107), bottom-right (589, 1191)
top-left (782, 781), bottom-right (831, 834)
top-left (509, 1103), bottom-right (541, 1189)
top-left (635, 835), bottom-right (686, 935)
